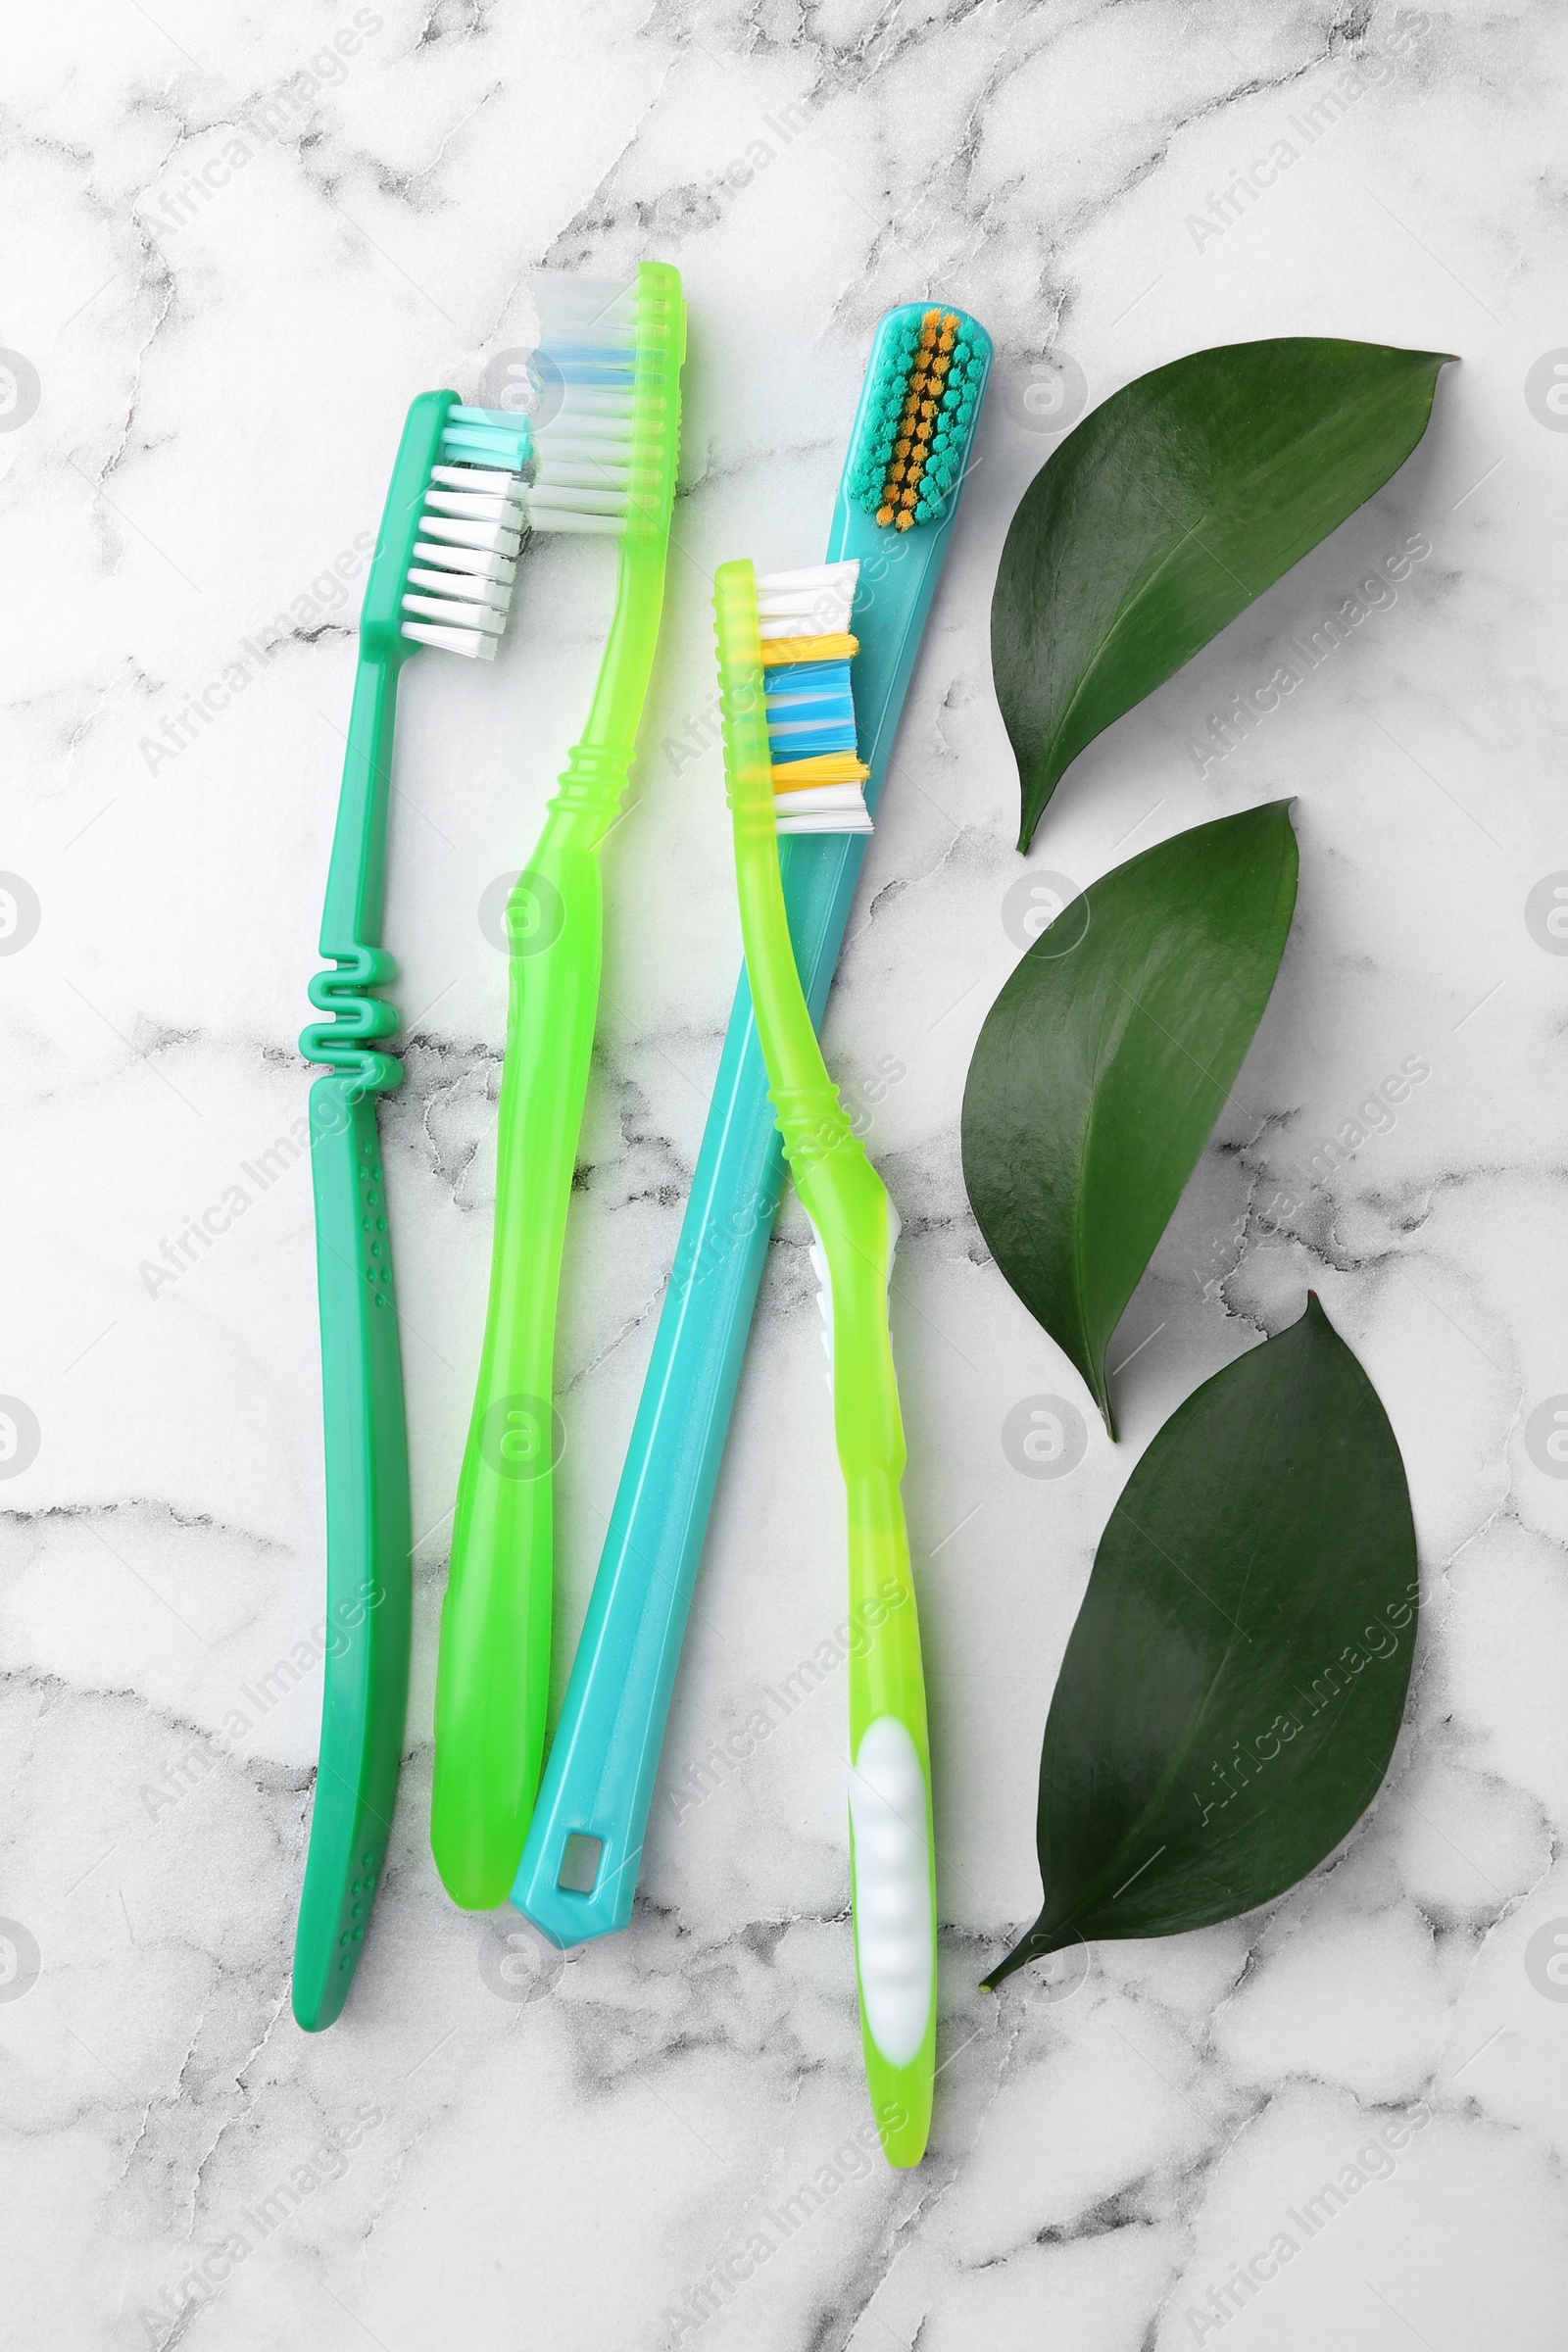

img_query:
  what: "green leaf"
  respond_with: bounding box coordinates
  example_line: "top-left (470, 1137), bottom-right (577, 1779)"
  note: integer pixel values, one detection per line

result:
top-left (993, 337), bottom-right (1454, 851)
top-left (962, 803), bottom-right (1298, 1436)
top-left (985, 1296), bottom-right (1417, 1989)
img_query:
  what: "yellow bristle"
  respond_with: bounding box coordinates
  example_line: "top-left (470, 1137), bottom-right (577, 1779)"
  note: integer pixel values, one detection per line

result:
top-left (760, 632), bottom-right (858, 665)
top-left (874, 309), bottom-right (968, 526)
top-left (771, 751), bottom-right (870, 793)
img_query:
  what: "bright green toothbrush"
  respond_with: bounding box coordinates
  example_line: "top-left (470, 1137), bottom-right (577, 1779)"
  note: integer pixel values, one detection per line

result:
top-left (296, 386), bottom-right (532, 2029)
top-left (713, 556), bottom-right (936, 2167)
top-left (431, 263), bottom-right (686, 1910)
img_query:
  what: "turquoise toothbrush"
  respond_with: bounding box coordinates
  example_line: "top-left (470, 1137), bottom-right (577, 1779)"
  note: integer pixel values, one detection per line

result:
top-left (294, 387), bottom-right (530, 2030)
top-left (515, 304), bottom-right (991, 1942)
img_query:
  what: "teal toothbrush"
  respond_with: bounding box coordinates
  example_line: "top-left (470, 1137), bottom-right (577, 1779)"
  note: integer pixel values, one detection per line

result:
top-left (514, 304), bottom-right (991, 1964)
top-left (294, 387), bottom-right (529, 2028)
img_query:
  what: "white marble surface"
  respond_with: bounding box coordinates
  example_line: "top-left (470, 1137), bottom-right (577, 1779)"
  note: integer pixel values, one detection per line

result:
top-left (5, 2), bottom-right (1568, 2344)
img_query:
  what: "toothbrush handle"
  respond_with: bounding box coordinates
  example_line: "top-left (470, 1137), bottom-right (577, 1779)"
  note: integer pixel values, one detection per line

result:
top-left (430, 760), bottom-right (616, 1911)
top-left (294, 643), bottom-right (416, 2033)
top-left (845, 1460), bottom-right (936, 2170)
top-left (513, 496), bottom-right (968, 1945)
top-left (511, 861), bottom-right (838, 1938)
top-left (800, 1144), bottom-right (934, 2171)
top-left (293, 1078), bottom-right (413, 2028)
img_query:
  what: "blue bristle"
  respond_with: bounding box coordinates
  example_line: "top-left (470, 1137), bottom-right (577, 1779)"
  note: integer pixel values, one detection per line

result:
top-left (764, 660), bottom-right (859, 763)
top-left (441, 405), bottom-right (532, 469)
top-left (546, 347), bottom-right (635, 382)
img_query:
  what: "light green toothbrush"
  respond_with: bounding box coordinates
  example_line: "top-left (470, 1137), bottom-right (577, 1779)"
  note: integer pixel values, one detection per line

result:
top-left (431, 263), bottom-right (686, 1910)
top-left (713, 555), bottom-right (936, 2168)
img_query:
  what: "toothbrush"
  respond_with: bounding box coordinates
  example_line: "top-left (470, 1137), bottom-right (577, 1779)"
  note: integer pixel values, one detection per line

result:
top-left (295, 387), bottom-right (531, 2030)
top-left (514, 306), bottom-right (990, 1951)
top-left (718, 555), bottom-right (935, 2166)
top-left (430, 263), bottom-right (686, 1910)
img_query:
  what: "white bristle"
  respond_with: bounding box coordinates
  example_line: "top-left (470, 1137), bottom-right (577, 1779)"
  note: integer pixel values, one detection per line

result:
top-left (775, 784), bottom-right (873, 830)
top-left (757, 562), bottom-right (859, 639)
top-left (422, 488), bottom-right (523, 525)
top-left (518, 268), bottom-right (640, 529)
top-left (402, 620), bottom-right (504, 660)
top-left (533, 458), bottom-right (630, 491)
top-left (521, 509), bottom-right (626, 536)
top-left (401, 433), bottom-right (526, 659)
top-left (545, 390), bottom-right (629, 423)
top-left (430, 464), bottom-right (518, 496)
top-left (402, 591), bottom-right (507, 635)
top-left (533, 272), bottom-right (635, 321)
top-left (413, 539), bottom-right (515, 584)
top-left (406, 564), bottom-right (510, 608)
top-left (416, 513), bottom-right (522, 557)
top-left (522, 484), bottom-right (629, 519)
top-left (539, 424), bottom-right (634, 455)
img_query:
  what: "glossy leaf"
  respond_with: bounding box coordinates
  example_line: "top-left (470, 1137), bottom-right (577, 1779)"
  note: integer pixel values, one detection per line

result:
top-left (962, 804), bottom-right (1298, 1436)
top-left (993, 337), bottom-right (1454, 849)
top-left (985, 1296), bottom-right (1417, 1988)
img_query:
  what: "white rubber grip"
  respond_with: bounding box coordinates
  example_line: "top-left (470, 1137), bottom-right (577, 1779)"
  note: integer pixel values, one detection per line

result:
top-left (849, 1714), bottom-right (934, 2066)
top-left (805, 1198), bottom-right (900, 1399)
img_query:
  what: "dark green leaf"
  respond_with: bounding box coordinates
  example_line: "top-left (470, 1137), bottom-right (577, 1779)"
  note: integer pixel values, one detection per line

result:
top-left (993, 337), bottom-right (1454, 850)
top-left (985, 1296), bottom-right (1418, 1989)
top-left (962, 804), bottom-right (1298, 1435)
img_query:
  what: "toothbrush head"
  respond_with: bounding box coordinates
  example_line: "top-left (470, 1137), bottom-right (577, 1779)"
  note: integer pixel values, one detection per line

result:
top-left (359, 270), bottom-right (684, 668)
top-left (436, 262), bottom-right (685, 545)
top-left (756, 564), bottom-right (872, 836)
top-left (846, 305), bottom-right (987, 532)
top-left (713, 560), bottom-right (872, 838)
top-left (394, 264), bottom-right (684, 658)
top-left (399, 406), bottom-right (529, 661)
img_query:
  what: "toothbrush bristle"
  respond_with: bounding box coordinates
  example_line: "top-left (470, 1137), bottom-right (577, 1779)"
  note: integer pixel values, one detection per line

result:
top-left (400, 432), bottom-right (526, 661)
top-left (847, 306), bottom-right (984, 532)
top-left (756, 563), bottom-right (871, 836)
top-left (514, 270), bottom-right (644, 534)
top-left (400, 266), bottom-right (681, 654)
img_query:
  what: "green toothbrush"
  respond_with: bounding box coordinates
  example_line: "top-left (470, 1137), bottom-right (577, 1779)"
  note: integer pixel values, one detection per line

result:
top-left (430, 263), bottom-right (686, 1910)
top-left (295, 386), bottom-right (531, 2028)
top-left (713, 555), bottom-right (936, 2167)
